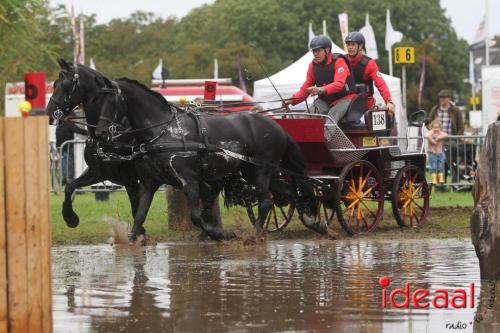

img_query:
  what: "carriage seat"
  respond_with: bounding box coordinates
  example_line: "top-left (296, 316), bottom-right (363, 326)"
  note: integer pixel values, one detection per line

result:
top-left (337, 92), bottom-right (368, 130)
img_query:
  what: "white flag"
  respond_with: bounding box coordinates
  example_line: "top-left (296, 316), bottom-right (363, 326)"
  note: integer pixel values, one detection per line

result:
top-left (338, 13), bottom-right (349, 51)
top-left (152, 59), bottom-right (163, 80)
top-left (359, 13), bottom-right (378, 59)
top-left (213, 58), bottom-right (218, 79)
top-left (472, 16), bottom-right (486, 45)
top-left (308, 22), bottom-right (315, 46)
top-left (89, 58), bottom-right (96, 70)
top-left (385, 9), bottom-right (403, 51)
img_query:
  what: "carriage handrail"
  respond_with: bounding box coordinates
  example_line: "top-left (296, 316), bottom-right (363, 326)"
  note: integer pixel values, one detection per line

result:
top-left (272, 112), bottom-right (337, 125)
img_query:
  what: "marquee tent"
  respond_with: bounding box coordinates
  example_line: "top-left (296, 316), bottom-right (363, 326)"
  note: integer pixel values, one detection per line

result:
top-left (253, 44), bottom-right (407, 135)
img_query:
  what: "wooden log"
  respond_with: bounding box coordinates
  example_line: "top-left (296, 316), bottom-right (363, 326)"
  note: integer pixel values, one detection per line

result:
top-left (0, 119), bottom-right (8, 333)
top-left (471, 122), bottom-right (500, 327)
top-left (24, 118), bottom-right (43, 332)
top-left (4, 118), bottom-right (28, 333)
top-left (471, 121), bottom-right (500, 280)
top-left (167, 186), bottom-right (221, 232)
top-left (37, 117), bottom-right (52, 333)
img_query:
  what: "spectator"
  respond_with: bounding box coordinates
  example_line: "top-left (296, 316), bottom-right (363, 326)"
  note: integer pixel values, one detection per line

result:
top-left (426, 89), bottom-right (464, 188)
top-left (56, 121), bottom-right (87, 184)
top-left (426, 119), bottom-right (448, 185)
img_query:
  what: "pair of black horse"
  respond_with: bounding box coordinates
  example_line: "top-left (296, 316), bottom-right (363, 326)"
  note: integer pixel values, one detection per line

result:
top-left (47, 59), bottom-right (328, 242)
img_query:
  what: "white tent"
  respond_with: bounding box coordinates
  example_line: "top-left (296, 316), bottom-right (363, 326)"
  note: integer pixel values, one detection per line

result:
top-left (253, 44), bottom-right (407, 135)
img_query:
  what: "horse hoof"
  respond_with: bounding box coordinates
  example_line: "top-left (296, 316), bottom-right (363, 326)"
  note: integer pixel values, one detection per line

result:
top-left (62, 202), bottom-right (79, 228)
top-left (63, 211), bottom-right (79, 228)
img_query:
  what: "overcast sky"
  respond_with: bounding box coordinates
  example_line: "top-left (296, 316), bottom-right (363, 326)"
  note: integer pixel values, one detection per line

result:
top-left (49, 0), bottom-right (499, 44)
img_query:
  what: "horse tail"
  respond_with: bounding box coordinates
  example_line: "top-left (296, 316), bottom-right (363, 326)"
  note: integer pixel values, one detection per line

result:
top-left (280, 134), bottom-right (307, 175)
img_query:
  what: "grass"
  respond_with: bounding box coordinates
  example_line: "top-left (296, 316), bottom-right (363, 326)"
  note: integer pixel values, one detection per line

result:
top-left (50, 188), bottom-right (475, 245)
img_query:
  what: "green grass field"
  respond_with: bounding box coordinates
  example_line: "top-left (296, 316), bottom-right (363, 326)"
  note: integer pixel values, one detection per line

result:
top-left (50, 188), bottom-right (475, 245)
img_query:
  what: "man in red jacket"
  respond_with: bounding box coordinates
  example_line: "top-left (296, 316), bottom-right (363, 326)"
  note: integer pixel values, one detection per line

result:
top-left (345, 31), bottom-right (395, 113)
top-left (285, 35), bottom-right (357, 123)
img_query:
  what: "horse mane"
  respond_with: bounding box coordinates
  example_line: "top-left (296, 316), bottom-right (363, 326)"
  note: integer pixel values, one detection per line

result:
top-left (116, 77), bottom-right (171, 109)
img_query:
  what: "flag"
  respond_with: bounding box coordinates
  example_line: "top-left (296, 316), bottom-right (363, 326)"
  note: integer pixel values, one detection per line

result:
top-left (338, 13), bottom-right (349, 51)
top-left (89, 58), bottom-right (96, 70)
top-left (385, 9), bottom-right (403, 51)
top-left (213, 58), bottom-right (218, 79)
top-left (152, 59), bottom-right (163, 80)
top-left (417, 58), bottom-right (426, 108)
top-left (308, 22), bottom-right (315, 46)
top-left (359, 13), bottom-right (378, 59)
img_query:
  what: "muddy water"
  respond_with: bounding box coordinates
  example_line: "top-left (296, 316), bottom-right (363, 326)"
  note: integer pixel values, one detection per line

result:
top-left (52, 239), bottom-right (481, 333)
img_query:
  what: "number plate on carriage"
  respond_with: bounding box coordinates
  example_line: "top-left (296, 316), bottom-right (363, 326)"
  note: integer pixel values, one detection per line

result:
top-left (371, 111), bottom-right (386, 131)
top-left (362, 136), bottom-right (377, 147)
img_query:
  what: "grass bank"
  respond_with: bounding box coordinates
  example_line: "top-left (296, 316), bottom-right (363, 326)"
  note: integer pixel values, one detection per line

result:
top-left (51, 189), bottom-right (474, 245)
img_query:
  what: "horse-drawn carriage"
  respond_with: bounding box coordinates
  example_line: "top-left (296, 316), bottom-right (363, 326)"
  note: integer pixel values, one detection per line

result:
top-left (248, 96), bottom-right (430, 236)
top-left (48, 60), bottom-right (429, 242)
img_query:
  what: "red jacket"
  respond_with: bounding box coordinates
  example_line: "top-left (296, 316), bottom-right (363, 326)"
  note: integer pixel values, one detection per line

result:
top-left (348, 53), bottom-right (392, 107)
top-left (292, 52), bottom-right (356, 106)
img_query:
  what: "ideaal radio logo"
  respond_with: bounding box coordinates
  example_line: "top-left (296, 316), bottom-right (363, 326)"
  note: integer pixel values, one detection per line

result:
top-left (378, 276), bottom-right (475, 309)
top-left (379, 276), bottom-right (476, 330)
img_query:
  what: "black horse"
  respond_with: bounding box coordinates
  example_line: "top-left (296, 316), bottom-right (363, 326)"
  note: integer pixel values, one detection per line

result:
top-left (92, 76), bottom-right (325, 241)
top-left (47, 59), bottom-right (142, 231)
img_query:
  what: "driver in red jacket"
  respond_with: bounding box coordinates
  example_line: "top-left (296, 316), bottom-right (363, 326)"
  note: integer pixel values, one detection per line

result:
top-left (284, 35), bottom-right (357, 123)
top-left (345, 31), bottom-right (395, 113)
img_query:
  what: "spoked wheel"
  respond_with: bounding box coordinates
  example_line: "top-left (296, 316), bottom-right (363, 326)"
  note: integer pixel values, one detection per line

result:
top-left (391, 165), bottom-right (430, 227)
top-left (336, 160), bottom-right (384, 235)
top-left (246, 199), bottom-right (295, 232)
top-left (314, 186), bottom-right (336, 226)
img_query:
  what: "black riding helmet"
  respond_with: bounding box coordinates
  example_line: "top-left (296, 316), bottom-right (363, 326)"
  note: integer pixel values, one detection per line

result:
top-left (309, 35), bottom-right (332, 51)
top-left (345, 31), bottom-right (365, 45)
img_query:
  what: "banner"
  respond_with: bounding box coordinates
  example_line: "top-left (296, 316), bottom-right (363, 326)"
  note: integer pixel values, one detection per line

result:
top-left (385, 9), bottom-right (403, 51)
top-left (308, 22), bottom-right (315, 46)
top-left (338, 13), bottom-right (349, 51)
top-left (24, 72), bottom-right (46, 110)
top-left (152, 59), bottom-right (163, 80)
top-left (359, 13), bottom-right (378, 59)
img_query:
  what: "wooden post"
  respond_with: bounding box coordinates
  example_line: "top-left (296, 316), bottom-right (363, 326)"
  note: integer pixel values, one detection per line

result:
top-left (471, 122), bottom-right (500, 326)
top-left (0, 117), bottom-right (52, 333)
top-left (167, 186), bottom-right (221, 232)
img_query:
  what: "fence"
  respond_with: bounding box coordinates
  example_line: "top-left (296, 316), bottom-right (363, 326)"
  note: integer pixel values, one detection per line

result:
top-left (383, 134), bottom-right (485, 189)
top-left (1, 117), bottom-right (52, 333)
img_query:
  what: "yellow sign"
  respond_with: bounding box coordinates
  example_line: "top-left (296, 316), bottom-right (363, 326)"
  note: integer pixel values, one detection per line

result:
top-left (394, 47), bottom-right (415, 64)
top-left (362, 137), bottom-right (377, 147)
top-left (469, 96), bottom-right (480, 105)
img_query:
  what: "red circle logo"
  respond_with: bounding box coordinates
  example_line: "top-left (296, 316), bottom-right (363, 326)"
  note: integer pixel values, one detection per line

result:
top-left (379, 276), bottom-right (391, 288)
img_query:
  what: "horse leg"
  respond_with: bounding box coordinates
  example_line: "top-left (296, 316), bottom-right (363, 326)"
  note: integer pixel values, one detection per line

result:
top-left (124, 181), bottom-right (140, 221)
top-left (253, 168), bottom-right (273, 237)
top-left (129, 181), bottom-right (159, 243)
top-left (63, 167), bottom-right (100, 228)
top-left (184, 180), bottom-right (234, 241)
top-left (199, 182), bottom-right (224, 240)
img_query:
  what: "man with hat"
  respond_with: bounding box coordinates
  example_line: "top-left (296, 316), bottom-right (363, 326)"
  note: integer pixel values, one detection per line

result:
top-left (426, 89), bottom-right (464, 189)
top-left (427, 89), bottom-right (463, 136)
top-left (284, 35), bottom-right (357, 123)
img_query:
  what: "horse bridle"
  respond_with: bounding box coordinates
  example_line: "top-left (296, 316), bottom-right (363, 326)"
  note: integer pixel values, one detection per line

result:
top-left (50, 63), bottom-right (82, 123)
top-left (97, 80), bottom-right (126, 138)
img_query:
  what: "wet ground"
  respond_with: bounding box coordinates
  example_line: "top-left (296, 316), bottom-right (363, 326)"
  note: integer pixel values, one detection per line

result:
top-left (53, 239), bottom-right (482, 333)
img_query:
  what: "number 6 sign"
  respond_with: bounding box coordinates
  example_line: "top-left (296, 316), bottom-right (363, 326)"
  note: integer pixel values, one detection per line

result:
top-left (394, 47), bottom-right (415, 64)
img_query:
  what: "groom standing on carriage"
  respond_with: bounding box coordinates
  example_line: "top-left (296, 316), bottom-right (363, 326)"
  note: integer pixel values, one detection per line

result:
top-left (284, 35), bottom-right (357, 123)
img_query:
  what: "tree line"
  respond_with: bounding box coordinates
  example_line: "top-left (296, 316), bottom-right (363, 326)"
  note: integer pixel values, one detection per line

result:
top-left (1, 0), bottom-right (471, 115)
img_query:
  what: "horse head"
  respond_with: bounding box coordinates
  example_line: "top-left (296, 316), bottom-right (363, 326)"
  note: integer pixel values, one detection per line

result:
top-left (47, 58), bottom-right (104, 124)
top-left (94, 76), bottom-right (128, 141)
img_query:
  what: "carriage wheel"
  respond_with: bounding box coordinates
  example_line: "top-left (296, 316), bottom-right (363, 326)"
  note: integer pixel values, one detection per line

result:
top-left (335, 160), bottom-right (384, 235)
top-left (391, 165), bottom-right (430, 228)
top-left (246, 199), bottom-right (295, 232)
top-left (314, 186), bottom-right (336, 226)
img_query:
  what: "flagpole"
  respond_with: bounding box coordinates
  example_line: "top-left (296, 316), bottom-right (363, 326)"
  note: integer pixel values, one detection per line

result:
top-left (470, 50), bottom-right (477, 111)
top-left (485, 0), bottom-right (490, 66)
top-left (388, 50), bottom-right (393, 76)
